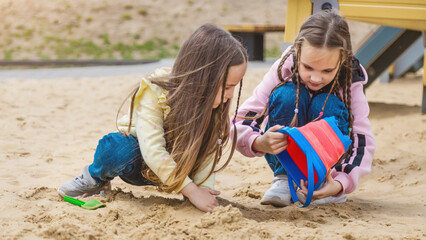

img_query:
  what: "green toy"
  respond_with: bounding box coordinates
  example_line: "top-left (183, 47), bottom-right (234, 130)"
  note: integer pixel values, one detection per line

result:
top-left (63, 196), bottom-right (106, 210)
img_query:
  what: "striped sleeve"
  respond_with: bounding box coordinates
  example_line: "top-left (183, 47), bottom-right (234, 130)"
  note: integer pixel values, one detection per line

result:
top-left (331, 65), bottom-right (375, 195)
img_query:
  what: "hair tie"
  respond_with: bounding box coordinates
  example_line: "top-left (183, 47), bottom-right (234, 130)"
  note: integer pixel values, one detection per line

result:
top-left (232, 118), bottom-right (236, 124)
top-left (348, 127), bottom-right (352, 132)
top-left (217, 138), bottom-right (222, 145)
top-left (294, 108), bottom-right (299, 114)
top-left (318, 111), bottom-right (324, 118)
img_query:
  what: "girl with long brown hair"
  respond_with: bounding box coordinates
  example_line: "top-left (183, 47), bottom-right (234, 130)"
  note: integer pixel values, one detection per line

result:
top-left (232, 10), bottom-right (375, 207)
top-left (58, 24), bottom-right (248, 212)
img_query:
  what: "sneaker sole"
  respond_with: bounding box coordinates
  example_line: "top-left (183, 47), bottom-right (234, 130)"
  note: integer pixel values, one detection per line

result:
top-left (296, 191), bottom-right (347, 206)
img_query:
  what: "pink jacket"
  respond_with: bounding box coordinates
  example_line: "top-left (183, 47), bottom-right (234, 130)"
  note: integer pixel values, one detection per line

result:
top-left (231, 47), bottom-right (375, 195)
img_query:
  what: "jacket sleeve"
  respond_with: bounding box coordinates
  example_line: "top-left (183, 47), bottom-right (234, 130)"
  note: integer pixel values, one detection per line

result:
top-left (231, 47), bottom-right (294, 157)
top-left (134, 87), bottom-right (193, 193)
top-left (194, 159), bottom-right (215, 190)
top-left (332, 63), bottom-right (375, 195)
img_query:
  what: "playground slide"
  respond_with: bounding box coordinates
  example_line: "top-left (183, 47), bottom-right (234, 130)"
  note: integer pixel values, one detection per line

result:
top-left (354, 26), bottom-right (423, 88)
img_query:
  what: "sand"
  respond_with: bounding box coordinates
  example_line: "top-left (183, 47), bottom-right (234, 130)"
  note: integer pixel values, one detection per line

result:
top-left (0, 66), bottom-right (425, 239)
top-left (1, 0), bottom-right (425, 239)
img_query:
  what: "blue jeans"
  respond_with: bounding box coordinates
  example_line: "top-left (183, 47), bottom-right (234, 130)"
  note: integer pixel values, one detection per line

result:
top-left (88, 133), bottom-right (153, 186)
top-left (265, 83), bottom-right (349, 176)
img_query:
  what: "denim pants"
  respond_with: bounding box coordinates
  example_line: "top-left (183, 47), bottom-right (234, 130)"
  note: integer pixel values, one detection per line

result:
top-left (88, 132), bottom-right (153, 186)
top-left (265, 83), bottom-right (349, 176)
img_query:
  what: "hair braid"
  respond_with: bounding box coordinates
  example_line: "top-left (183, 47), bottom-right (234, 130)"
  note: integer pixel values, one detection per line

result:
top-left (277, 47), bottom-right (295, 82)
top-left (336, 51), bottom-right (354, 164)
top-left (209, 67), bottom-right (228, 174)
top-left (345, 53), bottom-right (354, 140)
top-left (214, 78), bottom-right (243, 173)
top-left (333, 75), bottom-right (344, 103)
top-left (233, 78), bottom-right (243, 124)
top-left (242, 47), bottom-right (297, 121)
top-left (288, 44), bottom-right (302, 127)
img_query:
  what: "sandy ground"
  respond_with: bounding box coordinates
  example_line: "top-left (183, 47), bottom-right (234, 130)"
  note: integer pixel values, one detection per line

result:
top-left (1, 0), bottom-right (425, 239)
top-left (0, 64), bottom-right (425, 239)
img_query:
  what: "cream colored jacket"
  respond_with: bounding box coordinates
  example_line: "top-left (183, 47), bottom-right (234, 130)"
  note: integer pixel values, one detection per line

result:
top-left (117, 68), bottom-right (215, 193)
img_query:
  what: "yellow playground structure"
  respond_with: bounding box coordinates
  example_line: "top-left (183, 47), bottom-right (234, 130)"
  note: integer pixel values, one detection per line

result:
top-left (285, 0), bottom-right (426, 113)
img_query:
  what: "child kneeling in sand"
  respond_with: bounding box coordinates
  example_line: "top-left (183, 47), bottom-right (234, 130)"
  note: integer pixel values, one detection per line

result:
top-left (232, 10), bottom-right (375, 206)
top-left (58, 24), bottom-right (248, 213)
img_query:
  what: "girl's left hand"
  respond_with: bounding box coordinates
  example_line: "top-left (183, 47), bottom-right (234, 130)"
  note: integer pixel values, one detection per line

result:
top-left (299, 174), bottom-right (342, 201)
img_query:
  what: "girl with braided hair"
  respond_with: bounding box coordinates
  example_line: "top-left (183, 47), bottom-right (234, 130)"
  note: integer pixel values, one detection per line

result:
top-left (232, 10), bottom-right (375, 207)
top-left (58, 24), bottom-right (248, 212)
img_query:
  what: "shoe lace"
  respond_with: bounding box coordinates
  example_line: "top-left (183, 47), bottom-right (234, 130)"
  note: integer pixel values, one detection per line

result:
top-left (74, 173), bottom-right (89, 187)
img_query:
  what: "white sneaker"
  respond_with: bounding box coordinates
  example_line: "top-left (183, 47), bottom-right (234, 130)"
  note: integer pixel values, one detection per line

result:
top-left (296, 190), bottom-right (347, 206)
top-left (58, 165), bottom-right (111, 198)
top-left (260, 175), bottom-right (292, 207)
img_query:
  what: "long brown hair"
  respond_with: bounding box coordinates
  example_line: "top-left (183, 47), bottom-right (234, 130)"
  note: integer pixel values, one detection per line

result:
top-left (249, 10), bottom-right (354, 139)
top-left (121, 24), bottom-right (247, 193)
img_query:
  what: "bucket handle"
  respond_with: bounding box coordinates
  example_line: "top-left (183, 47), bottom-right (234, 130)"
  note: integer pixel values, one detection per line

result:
top-left (288, 150), bottom-right (316, 207)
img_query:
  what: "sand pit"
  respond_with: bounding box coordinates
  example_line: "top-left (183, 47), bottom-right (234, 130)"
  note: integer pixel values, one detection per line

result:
top-left (0, 66), bottom-right (425, 239)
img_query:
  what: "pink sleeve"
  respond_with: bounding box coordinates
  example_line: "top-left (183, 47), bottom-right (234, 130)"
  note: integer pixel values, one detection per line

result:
top-left (230, 47), bottom-right (294, 157)
top-left (332, 65), bottom-right (375, 195)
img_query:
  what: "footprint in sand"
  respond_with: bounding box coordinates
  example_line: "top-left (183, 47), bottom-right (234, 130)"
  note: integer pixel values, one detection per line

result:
top-left (377, 173), bottom-right (395, 182)
top-left (1, 174), bottom-right (20, 186)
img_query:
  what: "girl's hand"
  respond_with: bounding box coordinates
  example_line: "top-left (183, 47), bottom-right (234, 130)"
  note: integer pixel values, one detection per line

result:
top-left (181, 182), bottom-right (220, 212)
top-left (252, 125), bottom-right (287, 154)
top-left (299, 174), bottom-right (343, 201)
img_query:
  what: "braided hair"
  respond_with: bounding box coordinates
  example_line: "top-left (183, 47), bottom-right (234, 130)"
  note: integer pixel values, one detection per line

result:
top-left (246, 10), bottom-right (354, 142)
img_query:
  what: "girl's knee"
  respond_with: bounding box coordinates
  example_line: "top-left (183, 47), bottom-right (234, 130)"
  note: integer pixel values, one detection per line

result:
top-left (270, 83), bottom-right (309, 108)
top-left (310, 94), bottom-right (347, 115)
top-left (94, 132), bottom-right (139, 165)
top-left (268, 84), bottom-right (309, 127)
top-left (309, 94), bottom-right (349, 134)
top-left (98, 132), bottom-right (136, 147)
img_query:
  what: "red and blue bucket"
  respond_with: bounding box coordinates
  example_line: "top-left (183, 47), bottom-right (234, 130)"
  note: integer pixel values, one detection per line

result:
top-left (276, 116), bottom-right (352, 207)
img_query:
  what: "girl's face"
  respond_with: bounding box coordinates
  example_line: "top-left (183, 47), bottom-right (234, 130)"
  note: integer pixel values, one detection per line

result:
top-left (298, 42), bottom-right (341, 91)
top-left (213, 62), bottom-right (247, 109)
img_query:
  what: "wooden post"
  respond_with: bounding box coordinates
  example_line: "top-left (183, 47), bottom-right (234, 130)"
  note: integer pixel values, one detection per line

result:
top-left (284, 0), bottom-right (312, 46)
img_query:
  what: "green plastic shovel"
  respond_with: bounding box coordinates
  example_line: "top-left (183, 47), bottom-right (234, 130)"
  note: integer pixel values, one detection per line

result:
top-left (63, 196), bottom-right (106, 210)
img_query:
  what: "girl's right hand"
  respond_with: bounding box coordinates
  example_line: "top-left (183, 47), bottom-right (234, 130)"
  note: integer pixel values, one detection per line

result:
top-left (252, 125), bottom-right (288, 154)
top-left (181, 182), bottom-right (220, 212)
